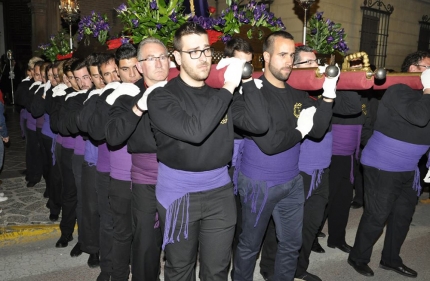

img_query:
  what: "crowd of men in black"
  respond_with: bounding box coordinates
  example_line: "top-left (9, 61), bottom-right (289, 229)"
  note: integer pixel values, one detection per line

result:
top-left (12, 21), bottom-right (430, 281)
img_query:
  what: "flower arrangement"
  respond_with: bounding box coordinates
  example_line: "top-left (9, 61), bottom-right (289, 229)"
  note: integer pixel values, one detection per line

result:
top-left (77, 11), bottom-right (110, 45)
top-left (116, 0), bottom-right (189, 47)
top-left (38, 31), bottom-right (73, 62)
top-left (190, 0), bottom-right (285, 43)
top-left (306, 11), bottom-right (349, 55)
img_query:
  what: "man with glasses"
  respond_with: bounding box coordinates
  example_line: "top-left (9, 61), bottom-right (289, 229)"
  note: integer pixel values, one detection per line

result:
top-left (105, 38), bottom-right (169, 281)
top-left (348, 50), bottom-right (430, 278)
top-left (147, 22), bottom-right (247, 281)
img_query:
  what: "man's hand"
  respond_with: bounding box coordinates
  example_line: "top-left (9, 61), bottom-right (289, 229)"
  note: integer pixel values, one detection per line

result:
top-left (216, 57), bottom-right (246, 88)
top-left (136, 81), bottom-right (168, 112)
top-left (421, 68), bottom-right (430, 92)
top-left (424, 168), bottom-right (430, 183)
top-left (296, 106), bottom-right (316, 138)
top-left (322, 65), bottom-right (340, 99)
top-left (2, 136), bottom-right (9, 143)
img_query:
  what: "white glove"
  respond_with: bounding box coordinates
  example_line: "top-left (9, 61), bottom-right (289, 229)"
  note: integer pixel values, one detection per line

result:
top-left (239, 78), bottom-right (263, 94)
top-left (216, 57), bottom-right (246, 88)
top-left (136, 81), bottom-right (168, 111)
top-left (421, 68), bottom-right (430, 90)
top-left (424, 168), bottom-right (430, 183)
top-left (322, 64), bottom-right (340, 99)
top-left (296, 106), bottom-right (316, 138)
top-left (318, 64), bottom-right (327, 75)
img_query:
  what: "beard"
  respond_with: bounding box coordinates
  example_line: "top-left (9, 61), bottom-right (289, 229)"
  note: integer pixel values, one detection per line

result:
top-left (268, 63), bottom-right (292, 81)
top-left (181, 61), bottom-right (211, 81)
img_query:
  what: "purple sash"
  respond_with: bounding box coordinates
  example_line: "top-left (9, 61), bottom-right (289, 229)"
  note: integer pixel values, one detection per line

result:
top-left (236, 138), bottom-right (300, 226)
top-left (56, 134), bottom-right (63, 145)
top-left (20, 109), bottom-right (27, 138)
top-left (299, 132), bottom-right (333, 198)
top-left (97, 143), bottom-right (110, 173)
top-left (156, 162), bottom-right (231, 249)
top-left (61, 136), bottom-right (75, 149)
top-left (232, 139), bottom-right (244, 167)
top-left (74, 135), bottom-right (85, 155)
top-left (26, 113), bottom-right (37, 131)
top-left (109, 145), bottom-right (131, 181)
top-left (361, 131), bottom-right (430, 195)
top-left (41, 114), bottom-right (56, 139)
top-left (84, 141), bottom-right (98, 165)
top-left (36, 116), bottom-right (44, 128)
top-left (131, 153), bottom-right (158, 185)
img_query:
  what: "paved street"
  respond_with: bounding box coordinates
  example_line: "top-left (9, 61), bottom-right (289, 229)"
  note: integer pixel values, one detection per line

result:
top-left (1, 105), bottom-right (430, 281)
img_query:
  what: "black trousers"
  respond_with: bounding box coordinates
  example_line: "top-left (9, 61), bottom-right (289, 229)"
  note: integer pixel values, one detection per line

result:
top-left (95, 171), bottom-right (113, 274)
top-left (42, 136), bottom-right (62, 215)
top-left (36, 128), bottom-right (49, 187)
top-left (25, 128), bottom-right (43, 183)
top-left (72, 154), bottom-right (84, 243)
top-left (158, 183), bottom-right (236, 281)
top-left (259, 170), bottom-right (330, 277)
top-left (131, 183), bottom-right (162, 281)
top-left (59, 147), bottom-right (77, 236)
top-left (81, 161), bottom-right (99, 254)
top-left (109, 178), bottom-right (132, 281)
top-left (327, 155), bottom-right (354, 246)
top-left (296, 170), bottom-right (329, 277)
top-left (352, 162), bottom-right (364, 206)
top-left (349, 165), bottom-right (417, 266)
top-left (228, 166), bottom-right (243, 279)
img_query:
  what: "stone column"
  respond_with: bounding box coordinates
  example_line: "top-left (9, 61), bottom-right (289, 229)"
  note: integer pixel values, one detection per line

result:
top-left (28, 0), bottom-right (48, 51)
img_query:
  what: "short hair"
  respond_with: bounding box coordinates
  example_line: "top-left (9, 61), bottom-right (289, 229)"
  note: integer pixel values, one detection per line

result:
top-left (400, 50), bottom-right (430, 72)
top-left (293, 45), bottom-right (315, 64)
top-left (40, 62), bottom-right (50, 77)
top-left (115, 43), bottom-right (137, 65)
top-left (173, 22), bottom-right (207, 51)
top-left (97, 53), bottom-right (116, 75)
top-left (55, 60), bottom-right (66, 82)
top-left (137, 37), bottom-right (167, 61)
top-left (263, 31), bottom-right (294, 54)
top-left (45, 62), bottom-right (53, 77)
top-left (63, 58), bottom-right (78, 74)
top-left (86, 53), bottom-right (100, 68)
top-left (28, 56), bottom-right (44, 69)
top-left (70, 58), bottom-right (87, 72)
top-left (34, 60), bottom-right (44, 70)
top-left (224, 37), bottom-right (254, 57)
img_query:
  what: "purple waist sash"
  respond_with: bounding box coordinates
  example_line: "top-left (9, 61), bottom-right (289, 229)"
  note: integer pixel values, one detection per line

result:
top-left (232, 139), bottom-right (244, 167)
top-left (74, 135), bottom-right (85, 155)
top-left (97, 143), bottom-right (110, 173)
top-left (131, 153), bottom-right (158, 185)
top-left (299, 132), bottom-right (333, 199)
top-left (84, 141), bottom-right (98, 165)
top-left (332, 124), bottom-right (362, 159)
top-left (36, 116), bottom-right (44, 128)
top-left (41, 114), bottom-right (56, 139)
top-left (239, 138), bottom-right (300, 187)
top-left (361, 131), bottom-right (430, 194)
top-left (156, 162), bottom-right (231, 250)
top-left (26, 114), bottom-right (37, 131)
top-left (61, 136), bottom-right (75, 149)
top-left (109, 145), bottom-right (131, 181)
top-left (56, 134), bottom-right (63, 145)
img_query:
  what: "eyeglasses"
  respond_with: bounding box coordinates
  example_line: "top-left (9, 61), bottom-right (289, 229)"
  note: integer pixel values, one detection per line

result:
top-left (138, 55), bottom-right (169, 63)
top-left (415, 64), bottom-right (430, 69)
top-left (294, 59), bottom-right (320, 66)
top-left (179, 48), bottom-right (214, 59)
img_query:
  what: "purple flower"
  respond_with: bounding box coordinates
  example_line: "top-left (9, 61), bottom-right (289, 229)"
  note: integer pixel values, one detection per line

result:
top-left (221, 34), bottom-right (232, 43)
top-left (150, 0), bottom-right (157, 10)
top-left (327, 36), bottom-right (334, 43)
top-left (132, 19), bottom-right (139, 28)
top-left (121, 37), bottom-right (130, 44)
top-left (316, 12), bottom-right (323, 21)
top-left (156, 23), bottom-right (162, 30)
top-left (117, 3), bottom-right (127, 12)
top-left (170, 12), bottom-right (178, 23)
top-left (311, 28), bottom-right (317, 35)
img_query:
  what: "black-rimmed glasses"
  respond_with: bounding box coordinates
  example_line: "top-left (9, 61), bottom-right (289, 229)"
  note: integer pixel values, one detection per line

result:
top-left (415, 64), bottom-right (430, 69)
top-left (294, 59), bottom-right (320, 66)
top-left (179, 48), bottom-right (214, 59)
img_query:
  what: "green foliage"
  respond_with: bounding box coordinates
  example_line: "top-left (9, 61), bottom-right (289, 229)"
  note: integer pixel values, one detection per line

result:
top-left (38, 31), bottom-right (72, 62)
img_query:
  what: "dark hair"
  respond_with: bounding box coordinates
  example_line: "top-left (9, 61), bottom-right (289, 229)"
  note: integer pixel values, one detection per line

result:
top-left (86, 53), bottom-right (100, 68)
top-left (293, 45), bottom-right (315, 64)
top-left (45, 62), bottom-right (53, 78)
top-left (400, 50), bottom-right (430, 72)
top-left (71, 58), bottom-right (87, 72)
top-left (224, 37), bottom-right (254, 57)
top-left (34, 60), bottom-right (44, 70)
top-left (173, 22), bottom-right (207, 51)
top-left (63, 57), bottom-right (78, 74)
top-left (97, 53), bottom-right (116, 76)
top-left (115, 43), bottom-right (137, 65)
top-left (263, 31), bottom-right (294, 53)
